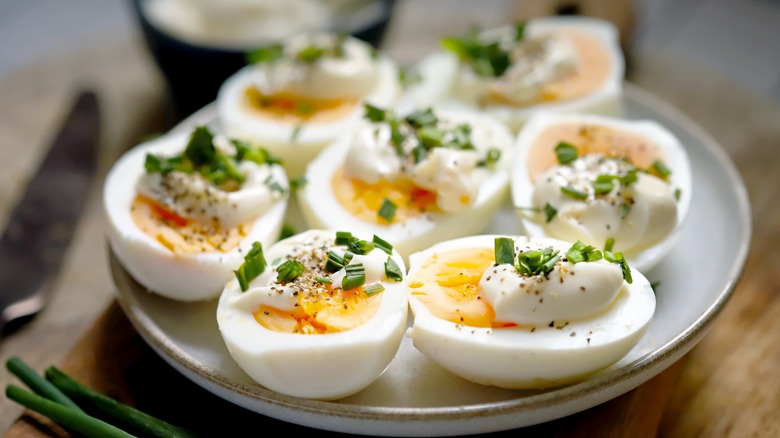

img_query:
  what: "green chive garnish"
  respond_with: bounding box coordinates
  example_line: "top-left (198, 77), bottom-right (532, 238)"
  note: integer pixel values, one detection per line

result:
top-left (348, 238), bottom-right (375, 255)
top-left (651, 159), bottom-right (672, 180)
top-left (404, 108), bottom-right (438, 128)
top-left (675, 188), bottom-right (681, 201)
top-left (494, 237), bottom-right (516, 265)
top-left (621, 202), bottom-right (632, 219)
top-left (275, 260), bottom-right (304, 283)
top-left (561, 186), bottom-right (588, 200)
top-left (335, 231), bottom-right (353, 245)
top-left (515, 247), bottom-right (560, 276)
top-left (604, 237), bottom-right (615, 252)
top-left (342, 263), bottom-right (366, 290)
top-left (604, 251), bottom-right (633, 284)
top-left (315, 276), bottom-right (332, 284)
top-left (554, 142), bottom-right (579, 164)
top-left (325, 250), bottom-right (345, 273)
top-left (372, 235), bottom-right (393, 254)
top-left (291, 125), bottom-right (303, 142)
top-left (279, 224), bottom-right (295, 240)
top-left (385, 256), bottom-right (403, 282)
top-left (364, 104), bottom-right (387, 122)
top-left (290, 175), bottom-right (308, 191)
top-left (296, 45), bottom-right (325, 62)
top-left (593, 174), bottom-right (615, 195)
top-left (234, 242), bottom-right (266, 292)
top-left (378, 198), bottom-right (397, 222)
top-left (478, 148), bottom-right (501, 167)
top-left (544, 202), bottom-right (557, 223)
top-left (565, 240), bottom-right (602, 264)
top-left (246, 43), bottom-right (284, 64)
top-left (363, 283), bottom-right (385, 296)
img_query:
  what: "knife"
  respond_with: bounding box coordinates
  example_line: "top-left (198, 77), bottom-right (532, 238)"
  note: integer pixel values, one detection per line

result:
top-left (0, 91), bottom-right (100, 335)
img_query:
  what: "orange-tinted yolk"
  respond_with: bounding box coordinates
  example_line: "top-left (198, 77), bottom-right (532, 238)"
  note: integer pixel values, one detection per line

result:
top-left (244, 88), bottom-right (359, 124)
top-left (253, 282), bottom-right (381, 334)
top-left (130, 195), bottom-right (250, 254)
top-left (527, 124), bottom-right (667, 182)
top-left (408, 247), bottom-right (515, 328)
top-left (331, 166), bottom-right (439, 224)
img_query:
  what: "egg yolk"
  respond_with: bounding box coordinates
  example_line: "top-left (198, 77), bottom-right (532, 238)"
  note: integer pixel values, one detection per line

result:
top-left (245, 88), bottom-right (359, 124)
top-left (331, 167), bottom-right (440, 224)
top-left (253, 280), bottom-right (380, 334)
top-left (484, 30), bottom-right (612, 107)
top-left (526, 124), bottom-right (667, 182)
top-left (131, 195), bottom-right (250, 254)
top-left (408, 247), bottom-right (515, 328)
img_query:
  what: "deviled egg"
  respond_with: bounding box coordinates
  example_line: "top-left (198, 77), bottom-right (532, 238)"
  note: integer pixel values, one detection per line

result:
top-left (217, 229), bottom-right (408, 400)
top-left (403, 16), bottom-right (624, 132)
top-left (511, 112), bottom-right (692, 272)
top-left (297, 104), bottom-right (514, 260)
top-left (406, 234), bottom-right (655, 389)
top-left (218, 32), bottom-right (402, 178)
top-left (104, 125), bottom-right (289, 301)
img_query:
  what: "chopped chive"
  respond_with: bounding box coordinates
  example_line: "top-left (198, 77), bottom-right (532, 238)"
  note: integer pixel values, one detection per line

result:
top-left (515, 246), bottom-right (560, 276)
top-left (372, 235), bottom-right (393, 254)
top-left (348, 238), bottom-right (375, 255)
top-left (566, 240), bottom-right (602, 264)
top-left (234, 242), bottom-right (266, 292)
top-left (246, 43), bottom-right (284, 64)
top-left (342, 263), bottom-right (366, 290)
top-left (325, 250), bottom-right (345, 273)
top-left (378, 198), bottom-right (397, 222)
top-left (478, 148), bottom-right (501, 167)
top-left (651, 159), bottom-right (672, 180)
top-left (561, 186), bottom-right (588, 200)
top-left (343, 251), bottom-right (354, 263)
top-left (335, 231), bottom-right (353, 245)
top-left (604, 237), bottom-right (615, 252)
top-left (675, 188), bottom-right (681, 201)
top-left (418, 126), bottom-right (444, 148)
top-left (619, 169), bottom-right (638, 186)
top-left (650, 281), bottom-right (661, 292)
top-left (364, 104), bottom-right (387, 122)
top-left (544, 202), bottom-right (557, 223)
top-left (604, 251), bottom-right (633, 284)
top-left (593, 174), bottom-right (615, 195)
top-left (291, 125), bottom-right (303, 142)
top-left (279, 224), bottom-right (296, 240)
top-left (494, 237), bottom-right (516, 265)
top-left (514, 20), bottom-right (526, 41)
top-left (411, 145), bottom-right (427, 163)
top-left (315, 276), bottom-right (332, 284)
top-left (275, 260), bottom-right (305, 283)
top-left (621, 202), bottom-right (632, 219)
top-left (363, 283), bottom-right (385, 296)
top-left (554, 142), bottom-right (579, 164)
top-left (290, 175), bottom-right (308, 191)
top-left (384, 256), bottom-right (404, 282)
top-left (404, 108), bottom-right (438, 128)
top-left (296, 45), bottom-right (325, 62)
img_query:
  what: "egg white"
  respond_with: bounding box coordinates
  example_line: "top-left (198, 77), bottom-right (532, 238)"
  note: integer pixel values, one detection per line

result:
top-left (402, 16), bottom-right (625, 133)
top-left (406, 234), bottom-right (656, 389)
top-left (217, 53), bottom-right (401, 179)
top-left (216, 229), bottom-right (409, 401)
top-left (296, 108), bottom-right (514, 261)
top-left (104, 130), bottom-right (289, 302)
top-left (511, 112), bottom-right (692, 273)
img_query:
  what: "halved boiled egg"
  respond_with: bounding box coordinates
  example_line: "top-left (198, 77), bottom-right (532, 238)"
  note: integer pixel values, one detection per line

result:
top-left (406, 234), bottom-right (655, 389)
top-left (104, 125), bottom-right (289, 301)
top-left (511, 112), bottom-right (692, 273)
top-left (296, 104), bottom-right (514, 261)
top-left (218, 32), bottom-right (402, 178)
top-left (216, 229), bottom-right (408, 400)
top-left (402, 16), bottom-right (624, 133)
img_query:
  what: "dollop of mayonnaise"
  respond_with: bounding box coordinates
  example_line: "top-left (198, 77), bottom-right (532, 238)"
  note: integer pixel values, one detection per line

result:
top-left (453, 29), bottom-right (578, 104)
top-left (479, 238), bottom-right (624, 326)
top-left (136, 137), bottom-right (285, 228)
top-left (343, 111), bottom-right (505, 213)
top-left (532, 154), bottom-right (678, 253)
top-left (142, 0), bottom-right (332, 49)
top-left (250, 33), bottom-right (379, 100)
top-left (227, 234), bottom-right (389, 314)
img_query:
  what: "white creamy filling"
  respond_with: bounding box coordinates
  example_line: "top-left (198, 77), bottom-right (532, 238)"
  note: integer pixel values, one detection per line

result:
top-left (142, 0), bottom-right (332, 48)
top-left (479, 239), bottom-right (624, 326)
top-left (342, 112), bottom-right (502, 213)
top-left (532, 154), bottom-right (678, 253)
top-left (136, 152), bottom-right (283, 229)
top-left (250, 33), bottom-right (379, 100)
top-left (228, 237), bottom-right (390, 314)
top-left (452, 32), bottom-right (578, 104)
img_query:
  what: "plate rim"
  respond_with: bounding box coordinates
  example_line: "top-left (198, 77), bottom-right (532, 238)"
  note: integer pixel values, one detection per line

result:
top-left (111, 82), bottom-right (752, 435)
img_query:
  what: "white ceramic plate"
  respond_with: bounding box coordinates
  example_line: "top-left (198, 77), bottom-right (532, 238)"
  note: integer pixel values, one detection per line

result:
top-left (111, 84), bottom-right (751, 437)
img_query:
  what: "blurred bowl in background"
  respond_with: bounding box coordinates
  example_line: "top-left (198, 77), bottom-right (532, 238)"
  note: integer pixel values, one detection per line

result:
top-left (129, 0), bottom-right (397, 120)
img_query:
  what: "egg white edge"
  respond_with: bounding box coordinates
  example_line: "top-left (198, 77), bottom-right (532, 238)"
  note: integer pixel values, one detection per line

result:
top-left (103, 131), bottom-right (290, 302)
top-left (405, 234), bottom-right (656, 389)
top-left (215, 229), bottom-right (410, 400)
top-left (509, 111), bottom-right (693, 273)
top-left (402, 16), bottom-right (626, 132)
top-left (295, 109), bottom-right (515, 260)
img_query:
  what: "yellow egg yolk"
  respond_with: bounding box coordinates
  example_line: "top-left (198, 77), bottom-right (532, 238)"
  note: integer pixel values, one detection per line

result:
top-left (408, 247), bottom-right (516, 328)
top-left (526, 124), bottom-right (667, 182)
top-left (253, 278), bottom-right (381, 334)
top-left (331, 167), bottom-right (440, 224)
top-left (130, 195), bottom-right (250, 254)
top-left (244, 88), bottom-right (359, 124)
top-left (484, 30), bottom-right (612, 108)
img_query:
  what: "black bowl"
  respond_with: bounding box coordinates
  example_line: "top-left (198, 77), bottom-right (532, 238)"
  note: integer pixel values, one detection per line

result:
top-left (129, 0), bottom-right (397, 121)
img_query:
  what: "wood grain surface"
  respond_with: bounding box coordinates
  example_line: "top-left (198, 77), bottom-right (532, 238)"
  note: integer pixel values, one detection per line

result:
top-left (2, 2), bottom-right (779, 437)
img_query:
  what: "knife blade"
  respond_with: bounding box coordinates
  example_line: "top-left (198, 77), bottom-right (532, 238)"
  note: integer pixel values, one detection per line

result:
top-left (0, 91), bottom-right (100, 335)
